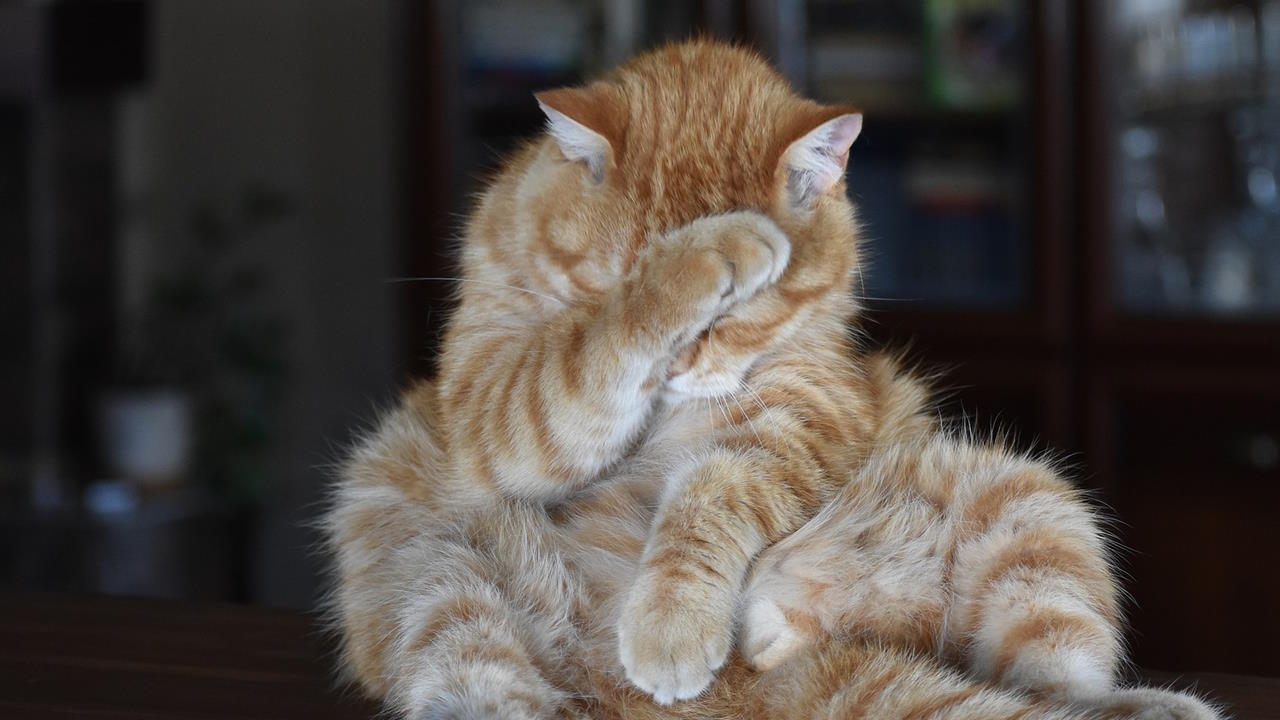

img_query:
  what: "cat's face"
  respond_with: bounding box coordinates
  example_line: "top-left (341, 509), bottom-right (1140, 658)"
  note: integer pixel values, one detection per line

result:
top-left (504, 42), bottom-right (863, 400)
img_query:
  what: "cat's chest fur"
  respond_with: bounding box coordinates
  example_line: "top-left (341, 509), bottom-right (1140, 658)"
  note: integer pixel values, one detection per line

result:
top-left (557, 397), bottom-right (721, 515)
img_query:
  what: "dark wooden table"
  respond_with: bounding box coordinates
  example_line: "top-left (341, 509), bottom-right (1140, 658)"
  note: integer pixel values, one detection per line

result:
top-left (1, 593), bottom-right (1276, 719)
top-left (0, 593), bottom-right (378, 719)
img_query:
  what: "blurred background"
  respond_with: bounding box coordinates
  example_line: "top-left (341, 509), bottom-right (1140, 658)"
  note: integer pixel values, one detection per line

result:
top-left (1, 0), bottom-right (1277, 678)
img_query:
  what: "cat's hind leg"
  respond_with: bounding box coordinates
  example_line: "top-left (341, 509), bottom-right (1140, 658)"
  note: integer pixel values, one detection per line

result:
top-left (392, 507), bottom-right (582, 720)
top-left (740, 441), bottom-right (951, 671)
top-left (332, 501), bottom-right (582, 719)
top-left (908, 436), bottom-right (1220, 718)
top-left (740, 434), bottom-right (1222, 718)
top-left (936, 438), bottom-right (1121, 701)
top-left (326, 387), bottom-right (582, 720)
top-left (936, 443), bottom-right (1223, 717)
top-left (753, 638), bottom-right (1225, 720)
top-left (739, 433), bottom-right (1123, 697)
top-left (752, 637), bottom-right (1092, 720)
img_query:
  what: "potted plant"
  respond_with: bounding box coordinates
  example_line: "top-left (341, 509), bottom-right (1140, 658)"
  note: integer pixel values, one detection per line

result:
top-left (100, 184), bottom-right (291, 504)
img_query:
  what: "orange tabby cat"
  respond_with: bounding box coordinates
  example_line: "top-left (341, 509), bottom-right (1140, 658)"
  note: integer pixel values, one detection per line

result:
top-left (324, 41), bottom-right (1221, 719)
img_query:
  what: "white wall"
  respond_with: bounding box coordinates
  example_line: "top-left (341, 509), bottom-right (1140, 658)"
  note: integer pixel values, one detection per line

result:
top-left (131, 0), bottom-right (401, 608)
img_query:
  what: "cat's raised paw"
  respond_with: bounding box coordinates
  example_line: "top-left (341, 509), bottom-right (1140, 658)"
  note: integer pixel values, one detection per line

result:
top-left (617, 573), bottom-right (735, 705)
top-left (633, 210), bottom-right (790, 355)
top-left (694, 211), bottom-right (791, 309)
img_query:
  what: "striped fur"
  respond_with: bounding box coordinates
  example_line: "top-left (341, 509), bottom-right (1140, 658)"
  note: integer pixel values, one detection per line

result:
top-left (324, 41), bottom-right (1221, 719)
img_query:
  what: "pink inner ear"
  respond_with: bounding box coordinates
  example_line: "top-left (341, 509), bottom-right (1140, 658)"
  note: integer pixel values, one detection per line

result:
top-left (826, 114), bottom-right (863, 159)
top-left (783, 112), bottom-right (864, 205)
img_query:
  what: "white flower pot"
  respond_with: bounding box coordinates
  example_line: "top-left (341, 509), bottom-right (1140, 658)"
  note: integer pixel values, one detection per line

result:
top-left (97, 389), bottom-right (193, 488)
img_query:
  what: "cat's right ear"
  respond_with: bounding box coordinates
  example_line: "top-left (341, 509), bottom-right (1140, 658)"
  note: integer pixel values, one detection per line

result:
top-left (778, 107), bottom-right (863, 208)
top-left (535, 86), bottom-right (619, 183)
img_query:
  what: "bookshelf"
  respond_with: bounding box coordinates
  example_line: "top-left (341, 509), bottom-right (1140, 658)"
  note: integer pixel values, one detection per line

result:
top-left (749, 1), bottom-right (1078, 453)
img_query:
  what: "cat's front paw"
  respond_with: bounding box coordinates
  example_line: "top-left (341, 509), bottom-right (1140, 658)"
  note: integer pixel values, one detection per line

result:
top-left (692, 211), bottom-right (791, 310)
top-left (617, 571), bottom-right (735, 705)
top-left (636, 211), bottom-right (791, 352)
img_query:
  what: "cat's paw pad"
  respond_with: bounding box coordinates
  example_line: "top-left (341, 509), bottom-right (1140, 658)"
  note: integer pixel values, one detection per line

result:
top-left (617, 576), bottom-right (734, 705)
top-left (1094, 687), bottom-right (1224, 720)
top-left (700, 212), bottom-right (791, 309)
top-left (739, 596), bottom-right (814, 672)
top-left (636, 211), bottom-right (791, 351)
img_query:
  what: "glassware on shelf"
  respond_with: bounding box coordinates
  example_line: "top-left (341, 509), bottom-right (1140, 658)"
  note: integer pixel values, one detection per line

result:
top-left (1126, 3), bottom-right (1260, 114)
top-left (1117, 126), bottom-right (1176, 311)
top-left (1222, 105), bottom-right (1280, 311)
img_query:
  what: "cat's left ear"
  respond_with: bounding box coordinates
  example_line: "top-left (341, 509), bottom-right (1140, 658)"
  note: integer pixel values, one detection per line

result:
top-left (778, 107), bottom-right (862, 207)
top-left (535, 84), bottom-right (622, 183)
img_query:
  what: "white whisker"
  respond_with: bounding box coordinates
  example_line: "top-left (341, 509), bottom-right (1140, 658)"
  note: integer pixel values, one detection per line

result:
top-left (712, 394), bottom-right (734, 430)
top-left (728, 385), bottom-right (765, 447)
top-left (743, 379), bottom-right (785, 453)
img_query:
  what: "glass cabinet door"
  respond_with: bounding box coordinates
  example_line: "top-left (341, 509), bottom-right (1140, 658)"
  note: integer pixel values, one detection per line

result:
top-left (1108, 0), bottom-right (1280, 317)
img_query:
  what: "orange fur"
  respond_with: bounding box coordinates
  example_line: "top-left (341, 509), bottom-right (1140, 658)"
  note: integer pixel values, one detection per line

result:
top-left (324, 41), bottom-right (1221, 720)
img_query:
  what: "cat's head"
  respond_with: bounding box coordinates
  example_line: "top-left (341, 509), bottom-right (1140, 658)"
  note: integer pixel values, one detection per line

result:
top-left (499, 41), bottom-right (863, 399)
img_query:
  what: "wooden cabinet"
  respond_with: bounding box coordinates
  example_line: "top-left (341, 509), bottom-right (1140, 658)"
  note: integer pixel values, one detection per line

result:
top-left (1085, 368), bottom-right (1280, 674)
